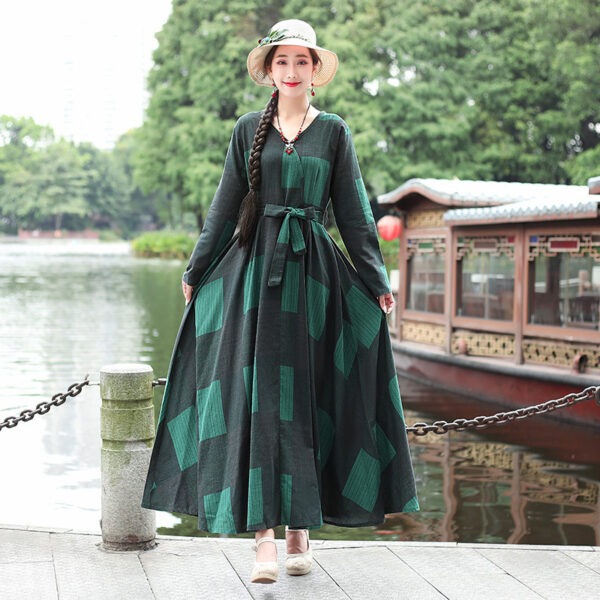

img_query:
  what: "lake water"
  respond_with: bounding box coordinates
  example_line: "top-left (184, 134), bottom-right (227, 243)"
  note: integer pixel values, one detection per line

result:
top-left (1, 240), bottom-right (599, 545)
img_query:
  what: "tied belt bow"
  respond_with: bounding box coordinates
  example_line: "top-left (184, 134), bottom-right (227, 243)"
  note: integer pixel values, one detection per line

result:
top-left (260, 203), bottom-right (324, 287)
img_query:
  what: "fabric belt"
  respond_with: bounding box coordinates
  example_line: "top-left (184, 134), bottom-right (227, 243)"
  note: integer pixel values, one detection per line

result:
top-left (259, 203), bottom-right (324, 287)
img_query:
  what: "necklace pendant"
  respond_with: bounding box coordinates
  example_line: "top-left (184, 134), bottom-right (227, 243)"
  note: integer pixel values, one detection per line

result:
top-left (285, 144), bottom-right (294, 155)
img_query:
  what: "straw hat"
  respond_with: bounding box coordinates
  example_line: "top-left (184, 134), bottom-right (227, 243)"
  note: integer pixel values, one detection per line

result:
top-left (247, 19), bottom-right (338, 87)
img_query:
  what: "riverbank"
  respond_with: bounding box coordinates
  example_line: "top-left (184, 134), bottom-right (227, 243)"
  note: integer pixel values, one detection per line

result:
top-left (3, 525), bottom-right (598, 599)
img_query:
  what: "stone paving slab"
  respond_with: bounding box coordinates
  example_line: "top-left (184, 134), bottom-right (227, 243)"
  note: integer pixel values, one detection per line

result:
top-left (477, 547), bottom-right (600, 600)
top-left (1, 525), bottom-right (600, 600)
top-left (391, 546), bottom-right (543, 600)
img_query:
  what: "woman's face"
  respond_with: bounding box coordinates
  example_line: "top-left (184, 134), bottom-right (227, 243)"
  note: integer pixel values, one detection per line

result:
top-left (267, 45), bottom-right (317, 99)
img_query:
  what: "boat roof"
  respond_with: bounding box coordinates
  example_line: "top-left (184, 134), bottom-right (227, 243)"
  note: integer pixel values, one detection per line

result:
top-left (377, 178), bottom-right (598, 225)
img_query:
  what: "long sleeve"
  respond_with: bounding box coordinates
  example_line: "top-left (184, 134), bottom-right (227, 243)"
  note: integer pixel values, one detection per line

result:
top-left (330, 121), bottom-right (391, 298)
top-left (182, 116), bottom-right (250, 286)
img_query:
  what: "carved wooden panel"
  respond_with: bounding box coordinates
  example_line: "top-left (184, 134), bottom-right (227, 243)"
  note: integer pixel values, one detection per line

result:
top-left (451, 330), bottom-right (515, 357)
top-left (523, 339), bottom-right (600, 370)
top-left (402, 321), bottom-right (446, 347)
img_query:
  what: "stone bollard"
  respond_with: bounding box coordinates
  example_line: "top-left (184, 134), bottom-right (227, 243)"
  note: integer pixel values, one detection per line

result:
top-left (100, 363), bottom-right (156, 551)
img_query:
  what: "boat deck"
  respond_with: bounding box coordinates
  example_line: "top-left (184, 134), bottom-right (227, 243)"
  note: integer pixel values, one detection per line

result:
top-left (3, 525), bottom-right (599, 599)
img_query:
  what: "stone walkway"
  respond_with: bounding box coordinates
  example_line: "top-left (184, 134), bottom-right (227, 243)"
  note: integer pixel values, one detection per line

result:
top-left (2, 525), bottom-right (599, 599)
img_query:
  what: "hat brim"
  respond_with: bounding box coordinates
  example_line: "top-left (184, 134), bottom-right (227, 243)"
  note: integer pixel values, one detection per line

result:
top-left (247, 40), bottom-right (338, 88)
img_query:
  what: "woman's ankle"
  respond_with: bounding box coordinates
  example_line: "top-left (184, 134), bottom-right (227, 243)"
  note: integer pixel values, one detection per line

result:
top-left (255, 528), bottom-right (275, 541)
top-left (285, 528), bottom-right (309, 554)
top-left (254, 528), bottom-right (277, 561)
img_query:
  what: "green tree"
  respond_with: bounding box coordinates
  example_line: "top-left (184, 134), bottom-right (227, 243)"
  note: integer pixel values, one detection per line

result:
top-left (12, 140), bottom-right (89, 230)
top-left (0, 116), bottom-right (55, 230)
top-left (115, 129), bottom-right (167, 231)
top-left (135, 0), bottom-right (289, 229)
top-left (136, 0), bottom-right (600, 227)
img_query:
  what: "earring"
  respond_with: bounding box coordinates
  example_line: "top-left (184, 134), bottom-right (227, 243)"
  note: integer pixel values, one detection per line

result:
top-left (272, 83), bottom-right (278, 98)
top-left (310, 82), bottom-right (315, 97)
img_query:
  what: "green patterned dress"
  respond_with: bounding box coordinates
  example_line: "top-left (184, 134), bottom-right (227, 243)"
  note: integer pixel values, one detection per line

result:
top-left (142, 111), bottom-right (419, 533)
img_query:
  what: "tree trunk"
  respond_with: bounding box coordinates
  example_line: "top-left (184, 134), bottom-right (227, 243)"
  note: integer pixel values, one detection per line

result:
top-left (196, 212), bottom-right (204, 232)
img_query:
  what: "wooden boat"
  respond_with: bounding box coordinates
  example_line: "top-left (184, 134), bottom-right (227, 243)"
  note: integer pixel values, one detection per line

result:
top-left (378, 176), bottom-right (600, 427)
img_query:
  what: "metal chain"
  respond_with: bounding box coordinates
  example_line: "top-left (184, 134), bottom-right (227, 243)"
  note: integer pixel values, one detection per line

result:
top-left (406, 385), bottom-right (600, 436)
top-left (1, 376), bottom-right (598, 438)
top-left (0, 377), bottom-right (90, 432)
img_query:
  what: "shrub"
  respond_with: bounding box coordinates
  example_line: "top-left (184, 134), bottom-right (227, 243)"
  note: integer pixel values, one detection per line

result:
top-left (131, 231), bottom-right (195, 259)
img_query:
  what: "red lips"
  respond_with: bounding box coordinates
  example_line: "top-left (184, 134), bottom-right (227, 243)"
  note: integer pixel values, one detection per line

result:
top-left (283, 82), bottom-right (301, 87)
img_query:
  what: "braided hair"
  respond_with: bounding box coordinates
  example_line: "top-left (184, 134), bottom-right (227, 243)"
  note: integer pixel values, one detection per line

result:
top-left (238, 47), bottom-right (321, 247)
top-left (237, 90), bottom-right (279, 247)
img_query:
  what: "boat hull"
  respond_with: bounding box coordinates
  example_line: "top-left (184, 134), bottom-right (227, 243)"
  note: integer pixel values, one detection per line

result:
top-left (391, 340), bottom-right (600, 428)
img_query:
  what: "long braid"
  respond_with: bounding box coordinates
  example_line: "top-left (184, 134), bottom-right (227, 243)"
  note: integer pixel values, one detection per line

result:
top-left (238, 91), bottom-right (279, 247)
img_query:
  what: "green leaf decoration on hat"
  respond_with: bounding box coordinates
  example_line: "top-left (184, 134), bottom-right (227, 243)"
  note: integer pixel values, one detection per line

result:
top-left (258, 28), bottom-right (311, 47)
top-left (258, 29), bottom-right (287, 46)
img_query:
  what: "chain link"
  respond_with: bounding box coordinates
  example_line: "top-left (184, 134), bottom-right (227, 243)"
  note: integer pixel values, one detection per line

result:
top-left (0, 377), bottom-right (90, 432)
top-left (1, 376), bottom-right (598, 437)
top-left (406, 385), bottom-right (600, 436)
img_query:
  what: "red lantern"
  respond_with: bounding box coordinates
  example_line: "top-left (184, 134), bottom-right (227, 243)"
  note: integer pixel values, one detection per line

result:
top-left (377, 215), bottom-right (402, 241)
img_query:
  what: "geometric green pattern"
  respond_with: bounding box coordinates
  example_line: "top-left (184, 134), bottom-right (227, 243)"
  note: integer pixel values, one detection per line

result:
top-left (282, 151), bottom-right (302, 189)
top-left (166, 405), bottom-right (198, 471)
top-left (244, 255), bottom-right (264, 313)
top-left (279, 366), bottom-right (294, 421)
top-left (306, 276), bottom-right (329, 340)
top-left (142, 111), bottom-right (419, 534)
top-left (334, 320), bottom-right (358, 378)
top-left (197, 380), bottom-right (227, 441)
top-left (195, 278), bottom-right (223, 336)
top-left (204, 487), bottom-right (236, 534)
top-left (280, 474), bottom-right (292, 523)
top-left (281, 260), bottom-right (300, 313)
top-left (342, 448), bottom-right (380, 512)
top-left (389, 375), bottom-right (405, 421)
top-left (373, 423), bottom-right (396, 470)
top-left (302, 157), bottom-right (330, 206)
top-left (346, 285), bottom-right (381, 348)
top-left (247, 467), bottom-right (263, 528)
top-left (402, 496), bottom-right (420, 512)
top-left (355, 177), bottom-right (375, 224)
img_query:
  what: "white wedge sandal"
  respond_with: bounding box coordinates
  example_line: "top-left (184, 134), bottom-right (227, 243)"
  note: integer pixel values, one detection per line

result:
top-left (285, 527), bottom-right (313, 576)
top-left (250, 536), bottom-right (279, 584)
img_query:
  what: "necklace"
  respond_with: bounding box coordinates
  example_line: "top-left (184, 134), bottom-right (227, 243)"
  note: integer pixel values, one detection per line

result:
top-left (276, 104), bottom-right (311, 155)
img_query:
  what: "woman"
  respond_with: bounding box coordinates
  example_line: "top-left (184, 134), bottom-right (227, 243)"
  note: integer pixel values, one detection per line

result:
top-left (142, 19), bottom-right (418, 584)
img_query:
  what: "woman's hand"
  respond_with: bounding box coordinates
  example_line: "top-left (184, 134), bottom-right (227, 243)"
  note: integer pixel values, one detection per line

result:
top-left (378, 292), bottom-right (395, 314)
top-left (182, 280), bottom-right (194, 305)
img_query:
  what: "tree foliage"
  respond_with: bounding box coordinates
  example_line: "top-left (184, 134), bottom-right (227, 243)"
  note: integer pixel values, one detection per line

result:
top-left (2, 1), bottom-right (597, 234)
top-left (136, 0), bottom-right (599, 228)
top-left (0, 116), bottom-right (159, 234)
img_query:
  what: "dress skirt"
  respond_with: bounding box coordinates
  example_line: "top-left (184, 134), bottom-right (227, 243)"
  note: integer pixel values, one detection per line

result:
top-left (142, 111), bottom-right (419, 533)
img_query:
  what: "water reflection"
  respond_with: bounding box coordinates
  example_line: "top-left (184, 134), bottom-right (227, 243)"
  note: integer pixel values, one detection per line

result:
top-left (0, 241), bottom-right (598, 544)
top-left (0, 241), bottom-right (183, 531)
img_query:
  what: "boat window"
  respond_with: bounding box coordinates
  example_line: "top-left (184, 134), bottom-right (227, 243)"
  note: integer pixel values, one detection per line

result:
top-left (405, 238), bottom-right (445, 313)
top-left (456, 236), bottom-right (515, 321)
top-left (528, 235), bottom-right (600, 329)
